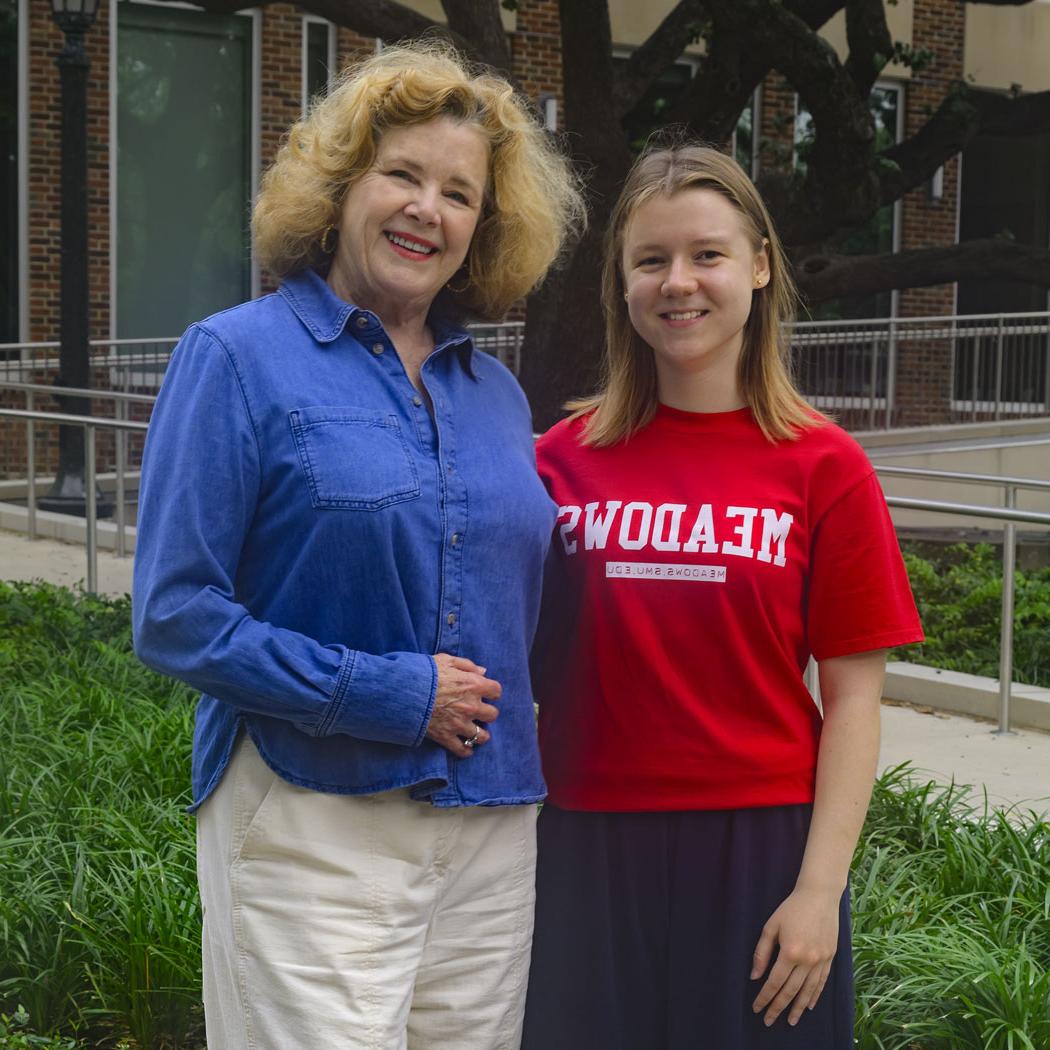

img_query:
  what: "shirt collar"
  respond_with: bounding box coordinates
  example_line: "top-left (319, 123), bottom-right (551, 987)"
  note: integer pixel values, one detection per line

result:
top-left (279, 268), bottom-right (479, 379)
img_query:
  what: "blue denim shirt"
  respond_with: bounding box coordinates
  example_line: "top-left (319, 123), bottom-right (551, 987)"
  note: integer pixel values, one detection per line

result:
top-left (133, 269), bottom-right (556, 810)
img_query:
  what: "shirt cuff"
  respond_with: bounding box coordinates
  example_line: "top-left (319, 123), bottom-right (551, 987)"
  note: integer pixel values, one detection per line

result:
top-left (315, 648), bottom-right (437, 746)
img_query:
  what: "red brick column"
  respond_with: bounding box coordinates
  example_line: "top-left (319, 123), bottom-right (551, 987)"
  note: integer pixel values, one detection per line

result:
top-left (512, 0), bottom-right (563, 126)
top-left (756, 72), bottom-right (796, 174)
top-left (895, 0), bottom-right (964, 425)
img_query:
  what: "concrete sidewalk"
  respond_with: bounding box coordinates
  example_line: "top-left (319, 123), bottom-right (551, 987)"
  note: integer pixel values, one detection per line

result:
top-left (2, 528), bottom-right (1048, 815)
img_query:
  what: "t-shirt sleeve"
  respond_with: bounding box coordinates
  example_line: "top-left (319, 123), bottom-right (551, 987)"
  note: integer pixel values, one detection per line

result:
top-left (806, 471), bottom-right (924, 660)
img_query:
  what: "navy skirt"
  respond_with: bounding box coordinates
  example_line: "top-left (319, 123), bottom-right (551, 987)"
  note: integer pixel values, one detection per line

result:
top-left (522, 803), bottom-right (854, 1050)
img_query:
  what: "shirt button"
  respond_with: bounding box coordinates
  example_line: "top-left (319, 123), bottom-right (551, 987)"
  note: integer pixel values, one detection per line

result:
top-left (412, 396), bottom-right (423, 407)
top-left (355, 315), bottom-right (369, 329)
top-left (447, 612), bottom-right (457, 626)
top-left (451, 533), bottom-right (459, 547)
top-left (371, 342), bottom-right (385, 355)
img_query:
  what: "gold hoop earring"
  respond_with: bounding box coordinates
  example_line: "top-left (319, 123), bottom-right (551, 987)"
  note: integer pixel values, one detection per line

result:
top-left (447, 270), bottom-right (471, 294)
top-left (320, 225), bottom-right (337, 254)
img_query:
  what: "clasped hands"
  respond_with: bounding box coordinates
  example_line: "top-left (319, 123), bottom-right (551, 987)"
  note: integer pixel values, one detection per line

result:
top-left (750, 883), bottom-right (841, 1028)
top-left (425, 653), bottom-right (502, 758)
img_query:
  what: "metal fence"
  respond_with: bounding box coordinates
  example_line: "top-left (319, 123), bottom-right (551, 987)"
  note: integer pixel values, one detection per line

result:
top-left (0, 324), bottom-right (524, 386)
top-left (787, 311), bottom-right (1050, 427)
top-left (3, 310), bottom-right (1049, 429)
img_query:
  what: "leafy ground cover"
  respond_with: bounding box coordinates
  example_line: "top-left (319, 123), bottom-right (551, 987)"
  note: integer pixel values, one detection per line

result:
top-left (1, 580), bottom-right (1047, 1048)
top-left (0, 583), bottom-right (201, 1049)
top-left (895, 542), bottom-right (1050, 689)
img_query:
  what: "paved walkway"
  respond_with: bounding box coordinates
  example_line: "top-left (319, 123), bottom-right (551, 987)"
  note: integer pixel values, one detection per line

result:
top-left (2, 528), bottom-right (1048, 815)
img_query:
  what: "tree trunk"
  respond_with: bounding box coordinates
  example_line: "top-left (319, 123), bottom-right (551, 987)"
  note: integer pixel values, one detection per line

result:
top-left (519, 222), bottom-right (608, 432)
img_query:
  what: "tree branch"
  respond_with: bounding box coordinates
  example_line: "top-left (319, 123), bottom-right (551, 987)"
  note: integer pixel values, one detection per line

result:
top-left (880, 86), bottom-right (1050, 203)
top-left (661, 0), bottom-right (844, 142)
top-left (795, 238), bottom-right (1050, 303)
top-left (152, 0), bottom-right (479, 54)
top-left (843, 0), bottom-right (892, 97)
top-left (612, 0), bottom-right (709, 116)
top-left (441, 0), bottom-right (512, 73)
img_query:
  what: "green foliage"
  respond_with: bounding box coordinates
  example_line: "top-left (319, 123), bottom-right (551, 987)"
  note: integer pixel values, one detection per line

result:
top-left (0, 582), bottom-right (202, 1049)
top-left (2, 582), bottom-right (1048, 1048)
top-left (854, 767), bottom-right (1050, 1048)
top-left (890, 40), bottom-right (936, 74)
top-left (0, 1007), bottom-right (83, 1050)
top-left (894, 543), bottom-right (1050, 688)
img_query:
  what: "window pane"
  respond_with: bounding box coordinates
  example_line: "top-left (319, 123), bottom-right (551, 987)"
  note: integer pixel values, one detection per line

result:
top-left (305, 20), bottom-right (331, 112)
top-left (117, 2), bottom-right (251, 339)
top-left (0, 0), bottom-right (18, 342)
top-left (734, 97), bottom-right (754, 174)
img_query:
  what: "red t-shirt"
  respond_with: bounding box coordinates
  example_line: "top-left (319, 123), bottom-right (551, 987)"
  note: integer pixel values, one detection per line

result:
top-left (533, 405), bottom-right (924, 812)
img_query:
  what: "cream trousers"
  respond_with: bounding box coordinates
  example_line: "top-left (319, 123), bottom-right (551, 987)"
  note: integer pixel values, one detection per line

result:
top-left (196, 732), bottom-right (538, 1050)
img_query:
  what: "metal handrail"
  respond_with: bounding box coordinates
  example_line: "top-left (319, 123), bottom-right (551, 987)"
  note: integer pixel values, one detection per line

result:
top-left (0, 407), bottom-right (149, 589)
top-left (876, 464), bottom-right (1050, 733)
top-left (0, 380), bottom-right (158, 404)
top-left (875, 464), bottom-right (1050, 492)
top-left (883, 493), bottom-right (1050, 735)
top-left (3, 406), bottom-right (1048, 733)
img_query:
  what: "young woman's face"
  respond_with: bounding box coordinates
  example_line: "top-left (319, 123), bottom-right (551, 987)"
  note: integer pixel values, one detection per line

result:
top-left (621, 188), bottom-right (769, 389)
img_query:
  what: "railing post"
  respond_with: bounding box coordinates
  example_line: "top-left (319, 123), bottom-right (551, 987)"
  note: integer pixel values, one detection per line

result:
top-left (996, 484), bottom-right (1017, 734)
top-left (971, 336), bottom-right (980, 423)
top-left (26, 389), bottom-right (37, 540)
top-left (115, 396), bottom-right (127, 558)
top-left (85, 424), bottom-right (98, 594)
top-left (885, 319), bottom-right (896, 429)
top-left (869, 336), bottom-right (879, 430)
top-left (994, 315), bottom-right (1005, 421)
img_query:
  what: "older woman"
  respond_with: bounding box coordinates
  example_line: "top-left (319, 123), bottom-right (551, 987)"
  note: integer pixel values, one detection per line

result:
top-left (133, 43), bottom-right (582, 1050)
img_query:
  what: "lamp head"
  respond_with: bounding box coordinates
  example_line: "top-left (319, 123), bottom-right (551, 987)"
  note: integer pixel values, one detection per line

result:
top-left (50, 0), bottom-right (100, 35)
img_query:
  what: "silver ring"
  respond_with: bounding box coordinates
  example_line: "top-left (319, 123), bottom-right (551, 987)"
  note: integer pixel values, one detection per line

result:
top-left (464, 726), bottom-right (481, 748)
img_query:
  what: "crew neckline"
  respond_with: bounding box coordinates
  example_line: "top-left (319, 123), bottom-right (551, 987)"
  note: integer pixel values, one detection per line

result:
top-left (652, 402), bottom-right (755, 433)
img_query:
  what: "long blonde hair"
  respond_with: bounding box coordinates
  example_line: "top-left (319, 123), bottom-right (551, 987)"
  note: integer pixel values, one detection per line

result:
top-left (253, 42), bottom-right (585, 320)
top-left (570, 144), bottom-right (820, 444)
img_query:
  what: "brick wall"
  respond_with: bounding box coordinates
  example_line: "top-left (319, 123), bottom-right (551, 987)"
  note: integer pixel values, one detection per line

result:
top-left (895, 0), bottom-right (964, 424)
top-left (756, 72), bottom-right (797, 173)
top-left (512, 0), bottom-right (563, 127)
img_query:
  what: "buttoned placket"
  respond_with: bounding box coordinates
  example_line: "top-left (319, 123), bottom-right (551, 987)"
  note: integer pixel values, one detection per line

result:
top-left (353, 310), bottom-right (468, 669)
top-left (422, 360), bottom-right (466, 667)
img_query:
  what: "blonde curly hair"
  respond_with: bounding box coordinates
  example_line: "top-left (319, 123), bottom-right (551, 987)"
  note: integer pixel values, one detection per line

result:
top-left (253, 41), bottom-right (585, 320)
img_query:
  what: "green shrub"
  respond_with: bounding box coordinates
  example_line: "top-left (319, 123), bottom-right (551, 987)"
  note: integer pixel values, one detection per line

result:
top-left (0, 1006), bottom-right (84, 1049)
top-left (0, 582), bottom-right (202, 1049)
top-left (854, 767), bottom-right (1050, 1049)
top-left (2, 581), bottom-right (1047, 1048)
top-left (894, 542), bottom-right (1050, 688)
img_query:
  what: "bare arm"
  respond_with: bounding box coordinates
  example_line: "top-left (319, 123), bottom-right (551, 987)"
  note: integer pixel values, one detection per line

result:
top-left (750, 648), bottom-right (887, 1027)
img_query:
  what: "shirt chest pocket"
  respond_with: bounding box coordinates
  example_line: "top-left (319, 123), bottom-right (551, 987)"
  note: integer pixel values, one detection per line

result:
top-left (289, 407), bottom-right (421, 511)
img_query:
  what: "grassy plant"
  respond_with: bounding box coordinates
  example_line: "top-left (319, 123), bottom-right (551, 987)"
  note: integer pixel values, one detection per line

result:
top-left (0, 582), bottom-right (201, 1048)
top-left (2, 581), bottom-right (1048, 1048)
top-left (854, 765), bottom-right (1050, 1048)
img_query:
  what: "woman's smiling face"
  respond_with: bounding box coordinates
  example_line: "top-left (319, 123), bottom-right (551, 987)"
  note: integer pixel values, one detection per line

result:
top-left (621, 187), bottom-right (769, 390)
top-left (328, 116), bottom-right (490, 322)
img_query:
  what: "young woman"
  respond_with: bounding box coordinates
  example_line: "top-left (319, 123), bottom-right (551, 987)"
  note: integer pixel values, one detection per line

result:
top-left (521, 145), bottom-right (923, 1049)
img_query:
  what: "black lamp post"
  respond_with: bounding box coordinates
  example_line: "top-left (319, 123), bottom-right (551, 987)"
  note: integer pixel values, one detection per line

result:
top-left (40, 0), bottom-right (112, 517)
